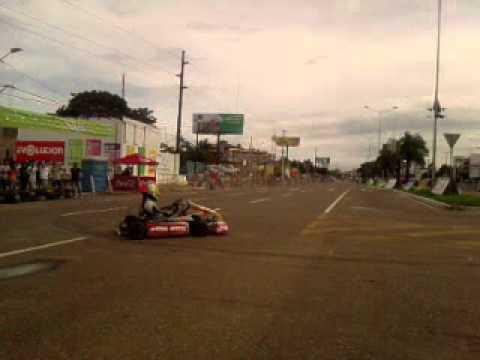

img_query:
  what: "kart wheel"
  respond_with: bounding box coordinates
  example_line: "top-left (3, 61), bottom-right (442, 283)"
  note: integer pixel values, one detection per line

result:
top-left (127, 218), bottom-right (147, 240)
top-left (190, 218), bottom-right (209, 237)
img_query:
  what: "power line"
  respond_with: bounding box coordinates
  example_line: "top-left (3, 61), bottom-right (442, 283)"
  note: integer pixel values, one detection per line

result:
top-left (0, 17), bottom-right (161, 77)
top-left (0, 92), bottom-right (56, 105)
top-left (58, 0), bottom-right (181, 63)
top-left (0, 3), bottom-right (176, 76)
top-left (9, 85), bottom-right (60, 103)
top-left (1, 61), bottom-right (68, 102)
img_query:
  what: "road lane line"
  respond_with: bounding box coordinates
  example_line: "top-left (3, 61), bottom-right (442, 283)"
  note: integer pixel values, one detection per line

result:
top-left (324, 190), bottom-right (350, 215)
top-left (0, 237), bottom-right (88, 259)
top-left (249, 198), bottom-right (270, 204)
top-left (61, 206), bottom-right (127, 217)
top-left (405, 196), bottom-right (439, 211)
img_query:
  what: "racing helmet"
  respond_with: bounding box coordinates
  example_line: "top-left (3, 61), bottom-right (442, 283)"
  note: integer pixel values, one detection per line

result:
top-left (147, 181), bottom-right (157, 196)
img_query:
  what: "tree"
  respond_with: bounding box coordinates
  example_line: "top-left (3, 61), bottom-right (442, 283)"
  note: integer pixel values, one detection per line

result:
top-left (128, 107), bottom-right (156, 125)
top-left (56, 90), bottom-right (157, 125)
top-left (397, 132), bottom-right (429, 181)
top-left (376, 147), bottom-right (400, 178)
top-left (56, 90), bottom-right (128, 119)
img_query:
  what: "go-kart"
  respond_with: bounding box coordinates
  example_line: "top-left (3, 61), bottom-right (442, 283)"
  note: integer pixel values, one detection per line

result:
top-left (118, 199), bottom-right (229, 240)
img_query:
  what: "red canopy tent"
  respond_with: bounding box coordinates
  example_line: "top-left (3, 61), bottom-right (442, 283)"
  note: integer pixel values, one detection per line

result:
top-left (112, 153), bottom-right (158, 192)
top-left (114, 153), bottom-right (158, 166)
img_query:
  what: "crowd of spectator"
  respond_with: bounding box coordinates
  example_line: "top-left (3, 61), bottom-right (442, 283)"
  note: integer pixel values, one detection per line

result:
top-left (0, 157), bottom-right (83, 201)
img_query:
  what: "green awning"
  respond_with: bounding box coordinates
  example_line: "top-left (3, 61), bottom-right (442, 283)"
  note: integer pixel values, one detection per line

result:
top-left (0, 105), bottom-right (115, 138)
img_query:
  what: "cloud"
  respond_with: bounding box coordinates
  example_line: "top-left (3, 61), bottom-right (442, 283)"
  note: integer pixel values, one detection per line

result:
top-left (304, 56), bottom-right (328, 66)
top-left (1, 0), bottom-right (480, 170)
top-left (187, 21), bottom-right (261, 34)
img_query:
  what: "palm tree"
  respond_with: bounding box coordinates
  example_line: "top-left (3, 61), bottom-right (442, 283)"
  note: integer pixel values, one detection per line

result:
top-left (398, 132), bottom-right (429, 181)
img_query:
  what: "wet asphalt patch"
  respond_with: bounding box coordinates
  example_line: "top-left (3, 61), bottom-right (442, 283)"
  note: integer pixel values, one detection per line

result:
top-left (0, 260), bottom-right (64, 280)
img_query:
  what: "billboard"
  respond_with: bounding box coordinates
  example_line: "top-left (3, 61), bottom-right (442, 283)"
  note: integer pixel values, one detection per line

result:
top-left (192, 113), bottom-right (244, 135)
top-left (16, 141), bottom-right (65, 163)
top-left (315, 157), bottom-right (330, 168)
top-left (272, 135), bottom-right (300, 147)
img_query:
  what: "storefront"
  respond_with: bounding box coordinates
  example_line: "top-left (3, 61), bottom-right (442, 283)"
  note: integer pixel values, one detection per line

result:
top-left (0, 105), bottom-right (180, 189)
top-left (0, 105), bottom-right (115, 166)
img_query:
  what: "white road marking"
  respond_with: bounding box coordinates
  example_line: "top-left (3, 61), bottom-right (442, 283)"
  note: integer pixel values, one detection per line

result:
top-left (328, 188), bottom-right (335, 192)
top-left (282, 193), bottom-right (293, 198)
top-left (324, 190), bottom-right (350, 215)
top-left (61, 206), bottom-right (127, 217)
top-left (407, 197), bottom-right (438, 211)
top-left (0, 237), bottom-right (88, 259)
top-left (250, 198), bottom-right (270, 204)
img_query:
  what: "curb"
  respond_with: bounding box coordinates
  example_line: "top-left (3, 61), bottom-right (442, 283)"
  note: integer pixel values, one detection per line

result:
top-left (393, 189), bottom-right (453, 210)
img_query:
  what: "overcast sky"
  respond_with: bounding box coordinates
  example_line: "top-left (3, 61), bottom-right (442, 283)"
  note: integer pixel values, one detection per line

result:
top-left (1, 0), bottom-right (479, 169)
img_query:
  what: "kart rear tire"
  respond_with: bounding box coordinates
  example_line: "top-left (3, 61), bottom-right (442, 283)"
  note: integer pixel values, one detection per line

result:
top-left (127, 218), bottom-right (147, 240)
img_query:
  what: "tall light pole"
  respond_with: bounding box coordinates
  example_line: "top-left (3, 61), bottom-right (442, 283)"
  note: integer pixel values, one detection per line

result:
top-left (363, 105), bottom-right (399, 154)
top-left (175, 50), bottom-right (189, 153)
top-left (430, 0), bottom-right (444, 184)
top-left (0, 48), bottom-right (23, 63)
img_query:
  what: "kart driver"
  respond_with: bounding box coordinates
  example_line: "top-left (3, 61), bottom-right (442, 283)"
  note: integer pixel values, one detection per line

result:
top-left (140, 181), bottom-right (159, 218)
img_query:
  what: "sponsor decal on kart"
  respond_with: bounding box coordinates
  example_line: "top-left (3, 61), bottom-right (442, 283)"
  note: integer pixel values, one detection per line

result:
top-left (149, 226), bottom-right (169, 233)
top-left (170, 225), bottom-right (189, 232)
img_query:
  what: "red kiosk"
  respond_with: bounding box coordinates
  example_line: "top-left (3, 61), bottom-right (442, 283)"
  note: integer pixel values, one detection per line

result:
top-left (112, 153), bottom-right (158, 192)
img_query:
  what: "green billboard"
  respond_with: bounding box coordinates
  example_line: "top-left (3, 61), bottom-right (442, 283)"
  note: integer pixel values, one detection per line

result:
top-left (192, 113), bottom-right (244, 135)
top-left (0, 106), bottom-right (115, 138)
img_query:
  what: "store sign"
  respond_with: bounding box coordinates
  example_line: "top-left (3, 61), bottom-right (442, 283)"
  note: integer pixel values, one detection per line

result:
top-left (104, 143), bottom-right (121, 161)
top-left (86, 139), bottom-right (102, 157)
top-left (16, 141), bottom-right (65, 163)
top-left (0, 105), bottom-right (114, 138)
top-left (192, 113), bottom-right (244, 135)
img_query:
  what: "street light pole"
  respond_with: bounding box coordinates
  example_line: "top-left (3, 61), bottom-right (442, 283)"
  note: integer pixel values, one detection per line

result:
top-left (0, 48), bottom-right (23, 63)
top-left (363, 105), bottom-right (398, 154)
top-left (431, 0), bottom-right (443, 185)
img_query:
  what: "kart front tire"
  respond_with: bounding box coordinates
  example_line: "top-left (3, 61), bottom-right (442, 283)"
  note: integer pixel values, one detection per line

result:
top-left (190, 219), bottom-right (209, 237)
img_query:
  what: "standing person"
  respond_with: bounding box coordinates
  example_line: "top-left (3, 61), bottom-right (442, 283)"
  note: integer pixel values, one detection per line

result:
top-left (27, 162), bottom-right (38, 192)
top-left (51, 164), bottom-right (62, 191)
top-left (7, 161), bottom-right (18, 192)
top-left (0, 160), bottom-right (8, 192)
top-left (39, 162), bottom-right (50, 191)
top-left (19, 163), bottom-right (29, 192)
top-left (70, 162), bottom-right (82, 199)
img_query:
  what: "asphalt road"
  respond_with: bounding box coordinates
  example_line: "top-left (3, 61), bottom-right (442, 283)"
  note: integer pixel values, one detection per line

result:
top-left (2, 182), bottom-right (480, 359)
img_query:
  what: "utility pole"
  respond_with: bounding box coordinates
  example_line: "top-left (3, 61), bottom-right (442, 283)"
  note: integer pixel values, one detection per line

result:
top-left (281, 130), bottom-right (286, 181)
top-left (431, 0), bottom-right (444, 184)
top-left (121, 73), bottom-right (126, 99)
top-left (176, 50), bottom-right (189, 153)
